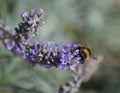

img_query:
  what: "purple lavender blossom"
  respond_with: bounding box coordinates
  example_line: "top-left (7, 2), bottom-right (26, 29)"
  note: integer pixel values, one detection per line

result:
top-left (20, 40), bottom-right (82, 70)
top-left (14, 8), bottom-right (44, 42)
top-left (4, 39), bottom-right (83, 70)
top-left (5, 39), bottom-right (14, 50)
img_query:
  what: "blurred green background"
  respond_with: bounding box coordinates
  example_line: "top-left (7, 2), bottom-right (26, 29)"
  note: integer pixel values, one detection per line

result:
top-left (0, 0), bottom-right (120, 93)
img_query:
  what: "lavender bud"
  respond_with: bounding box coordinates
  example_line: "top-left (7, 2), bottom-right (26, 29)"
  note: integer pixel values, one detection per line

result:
top-left (14, 9), bottom-right (44, 42)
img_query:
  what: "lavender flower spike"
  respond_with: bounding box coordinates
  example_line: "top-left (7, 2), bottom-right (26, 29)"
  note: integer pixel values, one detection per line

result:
top-left (14, 8), bottom-right (44, 42)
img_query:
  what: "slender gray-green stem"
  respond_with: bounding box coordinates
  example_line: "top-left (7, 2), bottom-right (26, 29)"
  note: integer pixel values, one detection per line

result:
top-left (59, 56), bottom-right (103, 93)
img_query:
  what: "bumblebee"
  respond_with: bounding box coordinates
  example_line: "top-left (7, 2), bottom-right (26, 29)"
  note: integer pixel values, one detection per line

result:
top-left (77, 46), bottom-right (96, 64)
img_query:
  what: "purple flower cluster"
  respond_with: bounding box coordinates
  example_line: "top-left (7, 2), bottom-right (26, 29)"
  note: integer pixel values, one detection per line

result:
top-left (5, 39), bottom-right (82, 70)
top-left (2, 9), bottom-right (88, 70)
top-left (14, 8), bottom-right (44, 42)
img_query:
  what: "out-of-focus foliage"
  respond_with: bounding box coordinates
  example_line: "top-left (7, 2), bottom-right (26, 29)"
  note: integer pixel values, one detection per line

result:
top-left (0, 0), bottom-right (120, 93)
